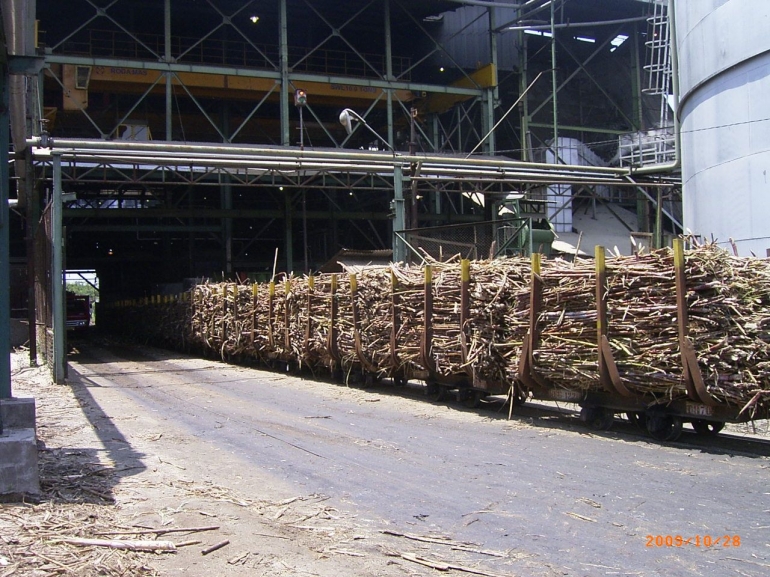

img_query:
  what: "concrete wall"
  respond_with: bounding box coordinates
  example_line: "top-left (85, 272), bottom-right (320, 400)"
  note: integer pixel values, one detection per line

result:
top-left (676, 0), bottom-right (770, 256)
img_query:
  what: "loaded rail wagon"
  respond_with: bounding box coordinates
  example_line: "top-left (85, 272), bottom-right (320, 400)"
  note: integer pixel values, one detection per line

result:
top-left (103, 240), bottom-right (770, 443)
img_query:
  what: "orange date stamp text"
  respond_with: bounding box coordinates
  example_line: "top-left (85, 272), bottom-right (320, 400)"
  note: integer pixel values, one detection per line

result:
top-left (646, 535), bottom-right (741, 548)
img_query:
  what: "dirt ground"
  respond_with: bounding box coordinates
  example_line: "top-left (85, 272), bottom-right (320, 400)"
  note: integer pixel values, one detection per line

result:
top-left (2, 345), bottom-right (769, 577)
top-left (1, 349), bottom-right (532, 577)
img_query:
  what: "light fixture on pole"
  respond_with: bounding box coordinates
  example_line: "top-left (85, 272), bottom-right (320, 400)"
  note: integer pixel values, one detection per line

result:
top-left (338, 108), bottom-right (394, 154)
top-left (294, 89), bottom-right (307, 150)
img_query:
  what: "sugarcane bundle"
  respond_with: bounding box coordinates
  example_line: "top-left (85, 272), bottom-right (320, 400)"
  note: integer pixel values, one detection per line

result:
top-left (531, 258), bottom-right (601, 391)
top-left (471, 257), bottom-right (531, 387)
top-left (305, 274), bottom-right (337, 371)
top-left (428, 261), bottom-right (465, 377)
top-left (284, 278), bottom-right (309, 366)
top-left (390, 263), bottom-right (426, 375)
top-left (266, 277), bottom-right (294, 362)
top-left (682, 246), bottom-right (770, 411)
top-left (214, 283), bottom-right (253, 360)
top-left (353, 267), bottom-right (395, 377)
top-left (604, 251), bottom-right (681, 396)
top-left (333, 275), bottom-right (359, 375)
top-left (189, 283), bottom-right (222, 353)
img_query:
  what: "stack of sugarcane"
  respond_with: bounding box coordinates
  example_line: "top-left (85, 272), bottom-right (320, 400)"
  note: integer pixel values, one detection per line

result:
top-left (189, 283), bottom-right (220, 353)
top-left (533, 258), bottom-right (602, 390)
top-left (114, 242), bottom-right (770, 416)
top-left (523, 246), bottom-right (770, 413)
top-left (305, 275), bottom-right (337, 372)
top-left (683, 247), bottom-right (770, 410)
top-left (605, 251), bottom-right (682, 395)
top-left (333, 275), bottom-right (358, 375)
top-left (390, 264), bottom-right (427, 376)
top-left (249, 281), bottom-right (273, 364)
top-left (427, 261), bottom-right (465, 378)
top-left (219, 284), bottom-right (255, 359)
top-left (286, 276), bottom-right (319, 371)
top-left (471, 258), bottom-right (531, 387)
top-left (285, 277), bottom-right (309, 366)
top-left (265, 278), bottom-right (291, 362)
top-left (354, 267), bottom-right (396, 378)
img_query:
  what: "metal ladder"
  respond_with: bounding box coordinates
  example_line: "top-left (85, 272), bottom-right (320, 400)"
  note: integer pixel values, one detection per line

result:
top-left (643, 0), bottom-right (672, 129)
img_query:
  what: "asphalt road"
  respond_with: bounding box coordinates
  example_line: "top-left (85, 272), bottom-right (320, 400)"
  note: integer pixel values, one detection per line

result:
top-left (67, 339), bottom-right (770, 577)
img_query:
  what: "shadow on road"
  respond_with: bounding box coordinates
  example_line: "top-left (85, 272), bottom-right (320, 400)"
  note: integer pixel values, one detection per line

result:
top-left (40, 361), bottom-right (148, 505)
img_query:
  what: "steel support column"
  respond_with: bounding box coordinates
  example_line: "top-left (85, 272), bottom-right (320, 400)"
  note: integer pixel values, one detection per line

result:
top-left (284, 190), bottom-right (293, 272)
top-left (279, 0), bottom-right (290, 146)
top-left (483, 90), bottom-right (495, 154)
top-left (164, 0), bottom-right (173, 141)
top-left (484, 5), bottom-right (498, 154)
top-left (631, 21), bottom-right (643, 131)
top-left (393, 166), bottom-right (406, 263)
top-left (384, 0), bottom-right (394, 147)
top-left (550, 0), bottom-right (558, 158)
top-left (519, 30), bottom-right (529, 161)
top-left (52, 153), bottom-right (66, 384)
top-left (222, 176), bottom-right (233, 275)
top-left (0, 67), bottom-right (10, 397)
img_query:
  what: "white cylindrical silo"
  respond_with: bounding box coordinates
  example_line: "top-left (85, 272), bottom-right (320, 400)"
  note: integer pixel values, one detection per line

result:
top-left (675, 0), bottom-right (770, 256)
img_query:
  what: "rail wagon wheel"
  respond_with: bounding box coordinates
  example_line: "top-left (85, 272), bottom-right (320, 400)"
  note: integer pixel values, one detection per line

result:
top-left (646, 414), bottom-right (683, 442)
top-left (462, 390), bottom-right (486, 409)
top-left (346, 368), bottom-right (364, 387)
top-left (361, 373), bottom-right (376, 389)
top-left (393, 376), bottom-right (408, 387)
top-left (580, 406), bottom-right (614, 431)
top-left (426, 381), bottom-right (447, 402)
top-left (691, 419), bottom-right (725, 436)
top-left (626, 412), bottom-right (645, 430)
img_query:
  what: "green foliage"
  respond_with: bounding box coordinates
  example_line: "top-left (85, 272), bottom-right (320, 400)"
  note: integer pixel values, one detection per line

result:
top-left (66, 283), bottom-right (99, 301)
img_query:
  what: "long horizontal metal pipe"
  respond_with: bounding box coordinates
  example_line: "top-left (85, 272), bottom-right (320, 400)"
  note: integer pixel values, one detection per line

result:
top-left (412, 175), bottom-right (675, 187)
top-left (29, 138), bottom-right (630, 175)
top-left (444, 0), bottom-right (521, 8)
top-left (45, 160), bottom-right (634, 188)
top-left (48, 151), bottom-right (628, 180)
top-left (503, 15), bottom-right (648, 33)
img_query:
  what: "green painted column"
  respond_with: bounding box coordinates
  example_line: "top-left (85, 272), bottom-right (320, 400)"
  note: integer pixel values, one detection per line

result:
top-left (52, 154), bottom-right (66, 384)
top-left (392, 166), bottom-right (406, 263)
top-left (0, 67), bottom-right (10, 397)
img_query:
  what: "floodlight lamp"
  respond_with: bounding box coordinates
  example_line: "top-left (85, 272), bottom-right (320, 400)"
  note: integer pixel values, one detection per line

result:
top-left (294, 89), bottom-right (307, 107)
top-left (339, 109), bottom-right (355, 135)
